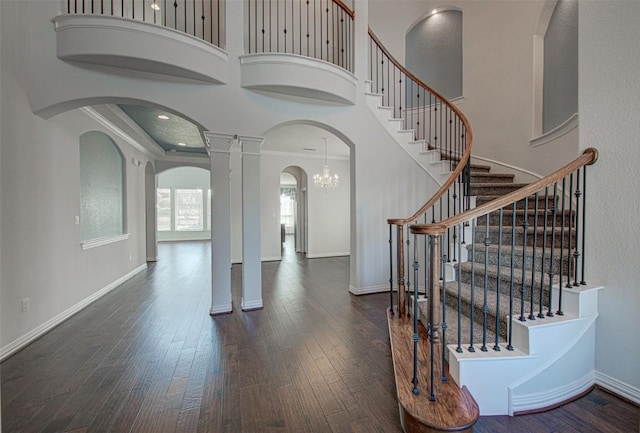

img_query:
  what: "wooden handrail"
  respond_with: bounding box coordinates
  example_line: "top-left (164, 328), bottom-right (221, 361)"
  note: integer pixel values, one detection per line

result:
top-left (333, 0), bottom-right (355, 19)
top-left (410, 147), bottom-right (599, 236)
top-left (371, 27), bottom-right (474, 226)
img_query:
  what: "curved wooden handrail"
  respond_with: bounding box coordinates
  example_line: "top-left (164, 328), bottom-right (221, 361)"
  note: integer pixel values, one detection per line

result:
top-left (410, 147), bottom-right (599, 236)
top-left (333, 0), bottom-right (355, 18)
top-left (370, 28), bottom-right (474, 226)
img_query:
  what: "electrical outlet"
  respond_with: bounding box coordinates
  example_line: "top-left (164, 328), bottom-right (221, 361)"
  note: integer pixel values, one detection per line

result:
top-left (22, 298), bottom-right (30, 312)
top-left (74, 215), bottom-right (80, 225)
top-left (129, 254), bottom-right (132, 261)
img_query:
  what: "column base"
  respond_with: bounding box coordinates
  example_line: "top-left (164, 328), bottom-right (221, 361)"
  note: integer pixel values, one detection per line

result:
top-left (241, 298), bottom-right (263, 311)
top-left (210, 303), bottom-right (233, 315)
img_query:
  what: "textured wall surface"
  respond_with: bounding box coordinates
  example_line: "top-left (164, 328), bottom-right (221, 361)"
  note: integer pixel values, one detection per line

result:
top-left (580, 0), bottom-right (640, 396)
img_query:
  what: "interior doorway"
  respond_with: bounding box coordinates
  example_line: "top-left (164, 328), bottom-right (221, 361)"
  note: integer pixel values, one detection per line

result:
top-left (280, 166), bottom-right (308, 254)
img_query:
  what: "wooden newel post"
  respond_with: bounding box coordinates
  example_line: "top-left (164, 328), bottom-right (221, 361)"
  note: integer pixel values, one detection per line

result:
top-left (397, 224), bottom-right (407, 316)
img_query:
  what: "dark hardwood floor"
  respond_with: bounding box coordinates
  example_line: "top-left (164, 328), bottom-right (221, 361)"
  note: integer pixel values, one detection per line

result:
top-left (1, 238), bottom-right (638, 433)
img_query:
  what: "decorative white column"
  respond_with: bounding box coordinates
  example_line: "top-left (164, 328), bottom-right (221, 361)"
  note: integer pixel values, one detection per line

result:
top-left (204, 132), bottom-right (234, 315)
top-left (239, 135), bottom-right (264, 311)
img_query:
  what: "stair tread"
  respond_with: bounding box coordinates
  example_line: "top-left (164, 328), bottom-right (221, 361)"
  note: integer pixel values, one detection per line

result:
top-left (470, 172), bottom-right (515, 179)
top-left (456, 261), bottom-right (562, 287)
top-left (470, 182), bottom-right (530, 188)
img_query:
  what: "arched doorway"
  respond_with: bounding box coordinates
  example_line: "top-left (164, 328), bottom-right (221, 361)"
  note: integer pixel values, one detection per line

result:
top-left (281, 166), bottom-right (309, 254)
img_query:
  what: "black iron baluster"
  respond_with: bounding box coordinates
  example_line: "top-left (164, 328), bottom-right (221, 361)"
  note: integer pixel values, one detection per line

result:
top-left (481, 213), bottom-right (490, 352)
top-left (412, 234), bottom-right (420, 396)
top-left (580, 167), bottom-right (587, 285)
top-left (520, 197), bottom-right (529, 322)
top-left (566, 173), bottom-right (574, 289)
top-left (539, 187), bottom-right (549, 319)
top-left (494, 209), bottom-right (503, 351)
top-left (456, 222), bottom-right (463, 353)
top-left (389, 224), bottom-right (394, 314)
top-left (428, 236), bottom-right (435, 401)
top-left (558, 177), bottom-right (567, 316)
top-left (507, 202), bottom-right (516, 351)
top-left (530, 192), bottom-right (539, 321)
top-left (441, 245), bottom-right (447, 382)
top-left (573, 169), bottom-right (581, 287)
top-left (469, 222), bottom-right (476, 352)
top-left (548, 182), bottom-right (558, 317)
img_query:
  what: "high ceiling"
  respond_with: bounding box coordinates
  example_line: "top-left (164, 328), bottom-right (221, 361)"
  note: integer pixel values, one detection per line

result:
top-left (116, 105), bottom-right (350, 158)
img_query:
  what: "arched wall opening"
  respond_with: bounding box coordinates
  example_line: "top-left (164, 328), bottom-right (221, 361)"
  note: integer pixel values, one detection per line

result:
top-left (281, 166), bottom-right (309, 254)
top-left (156, 166), bottom-right (212, 243)
top-left (260, 122), bottom-right (352, 263)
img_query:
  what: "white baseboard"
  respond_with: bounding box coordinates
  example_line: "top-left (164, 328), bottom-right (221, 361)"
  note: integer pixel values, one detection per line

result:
top-left (241, 298), bottom-right (264, 311)
top-left (510, 370), bottom-right (595, 414)
top-left (306, 252), bottom-right (350, 259)
top-left (596, 371), bottom-right (640, 405)
top-left (210, 303), bottom-right (233, 315)
top-left (0, 264), bottom-right (147, 361)
top-left (349, 284), bottom-right (388, 295)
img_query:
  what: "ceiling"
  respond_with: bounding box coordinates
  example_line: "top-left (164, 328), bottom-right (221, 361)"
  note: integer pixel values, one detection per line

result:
top-left (116, 104), bottom-right (350, 158)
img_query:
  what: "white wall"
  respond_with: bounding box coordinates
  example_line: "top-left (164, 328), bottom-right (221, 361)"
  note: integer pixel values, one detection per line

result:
top-left (580, 0), bottom-right (640, 402)
top-left (369, 0), bottom-right (578, 176)
top-left (157, 166), bottom-right (211, 242)
top-left (0, 101), bottom-right (149, 355)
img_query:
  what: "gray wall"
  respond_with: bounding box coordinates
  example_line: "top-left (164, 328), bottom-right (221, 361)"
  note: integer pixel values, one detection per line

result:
top-left (406, 10), bottom-right (463, 100)
top-left (543, 0), bottom-right (578, 133)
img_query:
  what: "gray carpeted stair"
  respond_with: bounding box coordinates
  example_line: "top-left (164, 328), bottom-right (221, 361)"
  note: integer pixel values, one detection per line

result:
top-left (420, 161), bottom-right (573, 349)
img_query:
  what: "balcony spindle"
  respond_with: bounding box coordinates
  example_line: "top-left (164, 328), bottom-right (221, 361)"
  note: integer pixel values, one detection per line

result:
top-left (469, 222), bottom-right (476, 352)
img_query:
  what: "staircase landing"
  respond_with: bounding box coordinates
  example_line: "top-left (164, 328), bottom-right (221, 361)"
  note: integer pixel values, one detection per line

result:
top-left (388, 309), bottom-right (479, 432)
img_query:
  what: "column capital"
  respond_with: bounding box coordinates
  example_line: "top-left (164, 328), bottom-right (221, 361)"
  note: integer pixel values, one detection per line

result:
top-left (239, 135), bottom-right (264, 156)
top-left (204, 132), bottom-right (235, 155)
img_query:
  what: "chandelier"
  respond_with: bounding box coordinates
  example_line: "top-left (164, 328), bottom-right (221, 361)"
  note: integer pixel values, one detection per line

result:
top-left (313, 138), bottom-right (339, 190)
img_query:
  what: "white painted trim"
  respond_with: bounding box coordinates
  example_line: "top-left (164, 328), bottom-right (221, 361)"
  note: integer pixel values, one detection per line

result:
top-left (0, 264), bottom-right (147, 361)
top-left (81, 107), bottom-right (160, 159)
top-left (349, 284), bottom-right (388, 295)
top-left (210, 303), bottom-right (233, 315)
top-left (81, 233), bottom-right (130, 250)
top-left (596, 371), bottom-right (640, 405)
top-left (471, 155), bottom-right (544, 180)
top-left (240, 52), bottom-right (357, 85)
top-left (509, 370), bottom-right (595, 414)
top-left (306, 252), bottom-right (350, 259)
top-left (261, 149), bottom-right (350, 161)
top-left (146, 256), bottom-right (158, 262)
top-left (241, 299), bottom-right (264, 311)
top-left (530, 113), bottom-right (579, 148)
top-left (261, 256), bottom-right (282, 262)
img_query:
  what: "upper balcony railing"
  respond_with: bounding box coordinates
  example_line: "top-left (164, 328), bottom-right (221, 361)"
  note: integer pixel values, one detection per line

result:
top-left (247, 0), bottom-right (354, 72)
top-left (64, 0), bottom-right (225, 47)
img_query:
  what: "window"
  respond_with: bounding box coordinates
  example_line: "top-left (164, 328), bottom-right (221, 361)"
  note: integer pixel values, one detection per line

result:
top-left (79, 131), bottom-right (125, 241)
top-left (157, 188), bottom-right (171, 231)
top-left (175, 189), bottom-right (203, 231)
